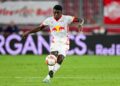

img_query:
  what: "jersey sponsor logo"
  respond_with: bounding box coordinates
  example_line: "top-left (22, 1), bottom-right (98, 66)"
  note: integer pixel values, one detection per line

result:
top-left (51, 25), bottom-right (64, 32)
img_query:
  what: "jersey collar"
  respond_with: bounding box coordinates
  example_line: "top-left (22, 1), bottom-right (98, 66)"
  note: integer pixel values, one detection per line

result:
top-left (53, 15), bottom-right (62, 21)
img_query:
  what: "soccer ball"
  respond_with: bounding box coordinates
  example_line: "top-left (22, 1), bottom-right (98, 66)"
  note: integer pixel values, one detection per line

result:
top-left (45, 55), bottom-right (57, 66)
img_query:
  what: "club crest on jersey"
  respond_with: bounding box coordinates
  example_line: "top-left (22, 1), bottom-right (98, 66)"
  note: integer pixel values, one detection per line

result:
top-left (51, 26), bottom-right (64, 32)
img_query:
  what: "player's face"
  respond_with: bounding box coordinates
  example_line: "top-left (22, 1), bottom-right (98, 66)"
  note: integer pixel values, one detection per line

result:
top-left (53, 9), bottom-right (62, 20)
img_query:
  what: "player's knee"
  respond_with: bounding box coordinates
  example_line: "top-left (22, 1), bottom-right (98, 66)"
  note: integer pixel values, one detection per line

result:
top-left (50, 51), bottom-right (58, 57)
top-left (57, 54), bottom-right (64, 65)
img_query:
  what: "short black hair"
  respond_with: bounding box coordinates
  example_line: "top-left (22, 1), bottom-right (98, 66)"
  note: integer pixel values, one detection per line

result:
top-left (53, 5), bottom-right (62, 11)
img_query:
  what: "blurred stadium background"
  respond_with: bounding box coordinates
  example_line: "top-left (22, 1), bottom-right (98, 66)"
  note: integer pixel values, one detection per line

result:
top-left (0, 0), bottom-right (120, 86)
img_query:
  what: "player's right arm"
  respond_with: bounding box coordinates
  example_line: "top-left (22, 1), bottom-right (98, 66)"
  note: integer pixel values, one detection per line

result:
top-left (22, 25), bottom-right (47, 38)
top-left (22, 17), bottom-right (50, 38)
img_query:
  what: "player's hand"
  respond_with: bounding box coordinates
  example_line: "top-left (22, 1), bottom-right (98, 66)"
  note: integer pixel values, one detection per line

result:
top-left (78, 19), bottom-right (84, 34)
top-left (78, 24), bottom-right (83, 33)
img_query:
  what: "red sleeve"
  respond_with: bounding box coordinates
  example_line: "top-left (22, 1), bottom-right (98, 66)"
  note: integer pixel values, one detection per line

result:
top-left (72, 17), bottom-right (79, 22)
top-left (72, 17), bottom-right (83, 23)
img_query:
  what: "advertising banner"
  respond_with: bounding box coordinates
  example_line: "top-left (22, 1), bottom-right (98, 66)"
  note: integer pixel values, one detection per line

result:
top-left (0, 1), bottom-right (58, 24)
top-left (104, 0), bottom-right (120, 24)
top-left (0, 34), bottom-right (120, 55)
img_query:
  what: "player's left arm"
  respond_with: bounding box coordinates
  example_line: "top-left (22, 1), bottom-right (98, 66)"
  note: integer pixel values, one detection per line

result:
top-left (73, 17), bottom-right (84, 29)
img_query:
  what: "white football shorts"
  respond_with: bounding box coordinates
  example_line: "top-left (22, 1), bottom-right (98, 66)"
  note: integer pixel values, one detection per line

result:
top-left (50, 42), bottom-right (69, 57)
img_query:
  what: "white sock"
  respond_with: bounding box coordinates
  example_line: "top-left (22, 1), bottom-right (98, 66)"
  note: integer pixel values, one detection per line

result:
top-left (48, 65), bottom-right (54, 71)
top-left (45, 75), bottom-right (50, 80)
top-left (53, 63), bottom-right (61, 73)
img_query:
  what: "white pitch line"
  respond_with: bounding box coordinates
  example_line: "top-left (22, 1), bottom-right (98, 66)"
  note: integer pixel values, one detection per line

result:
top-left (0, 76), bottom-right (120, 80)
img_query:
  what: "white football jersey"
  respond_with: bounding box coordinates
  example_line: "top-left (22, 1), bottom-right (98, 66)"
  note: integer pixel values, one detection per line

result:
top-left (42, 15), bottom-right (74, 44)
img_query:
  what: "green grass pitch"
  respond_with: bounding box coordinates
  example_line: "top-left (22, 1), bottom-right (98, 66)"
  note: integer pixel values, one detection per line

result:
top-left (0, 55), bottom-right (120, 86)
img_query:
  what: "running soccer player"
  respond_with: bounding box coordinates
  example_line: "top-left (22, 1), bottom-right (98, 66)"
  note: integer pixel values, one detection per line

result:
top-left (23, 5), bottom-right (84, 83)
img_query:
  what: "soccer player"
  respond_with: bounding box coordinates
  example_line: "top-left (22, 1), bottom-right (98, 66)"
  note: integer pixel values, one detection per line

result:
top-left (23, 5), bottom-right (84, 83)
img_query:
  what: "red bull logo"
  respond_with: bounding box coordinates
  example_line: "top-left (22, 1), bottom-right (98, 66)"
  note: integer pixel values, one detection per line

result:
top-left (51, 26), bottom-right (64, 32)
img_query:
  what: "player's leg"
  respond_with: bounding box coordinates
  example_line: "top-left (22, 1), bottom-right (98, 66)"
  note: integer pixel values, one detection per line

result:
top-left (43, 51), bottom-right (58, 83)
top-left (53, 54), bottom-right (65, 73)
top-left (43, 43), bottom-right (68, 83)
top-left (47, 51), bottom-right (58, 72)
top-left (43, 52), bottom-right (65, 80)
top-left (49, 44), bottom-right (68, 78)
top-left (48, 51), bottom-right (59, 78)
top-left (48, 53), bottom-right (65, 78)
top-left (43, 55), bottom-right (65, 83)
